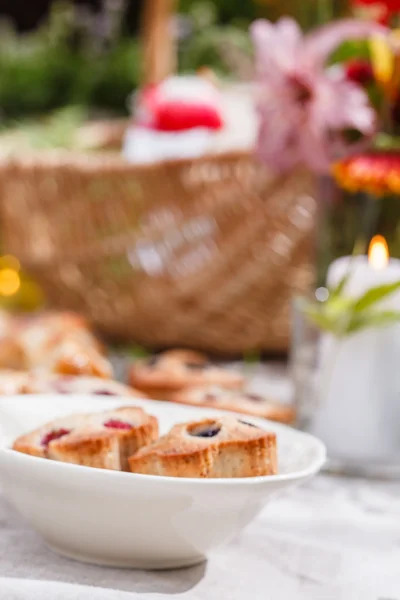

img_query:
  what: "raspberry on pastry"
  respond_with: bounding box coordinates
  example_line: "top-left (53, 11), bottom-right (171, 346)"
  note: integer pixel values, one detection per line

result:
top-left (24, 374), bottom-right (146, 398)
top-left (128, 349), bottom-right (244, 400)
top-left (172, 386), bottom-right (295, 424)
top-left (13, 406), bottom-right (158, 471)
top-left (129, 415), bottom-right (277, 478)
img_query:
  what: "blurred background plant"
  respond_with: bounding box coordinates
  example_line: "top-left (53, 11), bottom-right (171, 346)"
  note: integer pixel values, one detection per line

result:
top-left (0, 0), bottom-right (354, 123)
top-left (0, 1), bottom-right (141, 120)
top-left (0, 0), bottom-right (385, 313)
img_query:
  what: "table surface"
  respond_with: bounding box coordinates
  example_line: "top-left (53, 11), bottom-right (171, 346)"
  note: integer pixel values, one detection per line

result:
top-left (1, 359), bottom-right (399, 599)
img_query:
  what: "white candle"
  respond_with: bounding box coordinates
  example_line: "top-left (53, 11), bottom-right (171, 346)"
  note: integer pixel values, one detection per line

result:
top-left (327, 255), bottom-right (400, 302)
top-left (309, 241), bottom-right (400, 464)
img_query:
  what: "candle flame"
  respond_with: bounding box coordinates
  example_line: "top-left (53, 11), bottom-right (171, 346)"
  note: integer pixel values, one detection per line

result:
top-left (368, 235), bottom-right (389, 270)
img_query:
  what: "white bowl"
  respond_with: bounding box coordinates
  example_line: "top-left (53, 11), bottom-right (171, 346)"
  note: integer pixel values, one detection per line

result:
top-left (0, 395), bottom-right (325, 569)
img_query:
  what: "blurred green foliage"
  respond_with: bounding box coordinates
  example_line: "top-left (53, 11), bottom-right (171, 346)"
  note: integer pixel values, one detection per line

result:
top-left (0, 106), bottom-right (87, 151)
top-left (180, 0), bottom-right (351, 29)
top-left (0, 1), bottom-right (253, 121)
top-left (180, 0), bottom-right (261, 24)
top-left (0, 3), bottom-right (141, 120)
top-left (178, 2), bottom-right (252, 75)
top-left (0, 0), bottom-right (351, 121)
top-left (0, 0), bottom-right (352, 123)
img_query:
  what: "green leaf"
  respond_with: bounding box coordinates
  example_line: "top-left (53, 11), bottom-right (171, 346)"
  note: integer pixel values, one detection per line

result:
top-left (302, 299), bottom-right (351, 336)
top-left (353, 281), bottom-right (400, 312)
top-left (329, 39), bottom-right (370, 65)
top-left (374, 133), bottom-right (400, 151)
top-left (329, 272), bottom-right (350, 299)
top-left (243, 350), bottom-right (261, 366)
top-left (125, 345), bottom-right (150, 360)
top-left (346, 311), bottom-right (400, 333)
top-left (304, 307), bottom-right (339, 334)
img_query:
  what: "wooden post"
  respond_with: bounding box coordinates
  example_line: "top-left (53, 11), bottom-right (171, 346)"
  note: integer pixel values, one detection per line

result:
top-left (141, 0), bottom-right (176, 85)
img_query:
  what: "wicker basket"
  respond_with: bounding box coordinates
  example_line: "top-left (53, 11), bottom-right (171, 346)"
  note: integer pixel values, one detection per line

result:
top-left (0, 1), bottom-right (317, 355)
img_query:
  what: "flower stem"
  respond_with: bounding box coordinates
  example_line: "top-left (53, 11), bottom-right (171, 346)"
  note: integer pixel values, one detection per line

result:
top-left (334, 192), bottom-right (381, 334)
top-left (317, 0), bottom-right (333, 25)
top-left (349, 192), bottom-right (380, 259)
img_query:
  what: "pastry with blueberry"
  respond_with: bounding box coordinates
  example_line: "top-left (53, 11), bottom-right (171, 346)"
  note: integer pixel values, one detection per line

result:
top-left (172, 386), bottom-right (295, 424)
top-left (13, 406), bottom-right (158, 471)
top-left (129, 415), bottom-right (277, 478)
top-left (25, 373), bottom-right (146, 398)
top-left (128, 349), bottom-right (244, 400)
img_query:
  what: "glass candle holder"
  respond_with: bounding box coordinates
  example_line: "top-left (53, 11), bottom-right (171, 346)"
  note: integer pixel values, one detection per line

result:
top-left (290, 296), bottom-right (400, 479)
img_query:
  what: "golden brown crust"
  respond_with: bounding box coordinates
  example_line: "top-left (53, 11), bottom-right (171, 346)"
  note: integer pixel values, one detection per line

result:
top-left (49, 430), bottom-right (121, 470)
top-left (129, 416), bottom-right (277, 478)
top-left (129, 350), bottom-right (244, 398)
top-left (172, 386), bottom-right (295, 424)
top-left (118, 414), bottom-right (159, 470)
top-left (130, 446), bottom-right (214, 478)
top-left (125, 386), bottom-right (177, 401)
top-left (46, 339), bottom-right (113, 379)
top-left (12, 437), bottom-right (47, 459)
top-left (12, 406), bottom-right (159, 471)
top-left (0, 339), bottom-right (27, 370)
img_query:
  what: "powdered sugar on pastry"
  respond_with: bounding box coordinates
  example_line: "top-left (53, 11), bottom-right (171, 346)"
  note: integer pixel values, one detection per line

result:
top-left (172, 385), bottom-right (295, 424)
top-left (13, 406), bottom-right (158, 471)
top-left (129, 415), bottom-right (277, 478)
top-left (129, 349), bottom-right (244, 400)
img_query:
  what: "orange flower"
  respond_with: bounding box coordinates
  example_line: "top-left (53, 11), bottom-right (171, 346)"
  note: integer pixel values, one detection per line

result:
top-left (333, 152), bottom-right (400, 196)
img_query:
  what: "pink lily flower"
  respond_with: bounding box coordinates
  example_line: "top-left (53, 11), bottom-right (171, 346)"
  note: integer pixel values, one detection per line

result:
top-left (251, 18), bottom-right (386, 173)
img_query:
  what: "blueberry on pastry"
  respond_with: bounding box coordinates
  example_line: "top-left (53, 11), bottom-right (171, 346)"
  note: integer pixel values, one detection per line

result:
top-left (129, 415), bottom-right (277, 478)
top-left (172, 386), bottom-right (295, 424)
top-left (128, 349), bottom-right (244, 400)
top-left (12, 406), bottom-right (158, 471)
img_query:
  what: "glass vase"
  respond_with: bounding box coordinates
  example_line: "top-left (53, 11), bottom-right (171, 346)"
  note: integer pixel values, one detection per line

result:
top-left (291, 296), bottom-right (400, 479)
top-left (316, 176), bottom-right (400, 285)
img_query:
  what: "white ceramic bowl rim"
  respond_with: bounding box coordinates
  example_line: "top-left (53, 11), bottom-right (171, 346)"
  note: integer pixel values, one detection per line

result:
top-left (3, 431), bottom-right (325, 486)
top-left (0, 394), bottom-right (326, 486)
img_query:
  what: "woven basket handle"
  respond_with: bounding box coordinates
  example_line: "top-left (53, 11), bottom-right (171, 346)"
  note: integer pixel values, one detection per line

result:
top-left (142, 0), bottom-right (177, 85)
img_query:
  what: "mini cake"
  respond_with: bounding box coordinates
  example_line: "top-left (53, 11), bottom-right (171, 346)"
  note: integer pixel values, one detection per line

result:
top-left (129, 349), bottom-right (244, 400)
top-left (172, 386), bottom-right (295, 424)
top-left (24, 374), bottom-right (146, 398)
top-left (18, 312), bottom-right (112, 378)
top-left (129, 415), bottom-right (277, 478)
top-left (13, 406), bottom-right (158, 471)
top-left (37, 337), bottom-right (113, 379)
top-left (0, 311), bottom-right (113, 378)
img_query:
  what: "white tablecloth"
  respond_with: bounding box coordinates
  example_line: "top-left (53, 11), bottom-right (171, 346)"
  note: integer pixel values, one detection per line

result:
top-left (2, 358), bottom-right (399, 598)
top-left (1, 475), bottom-right (400, 600)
